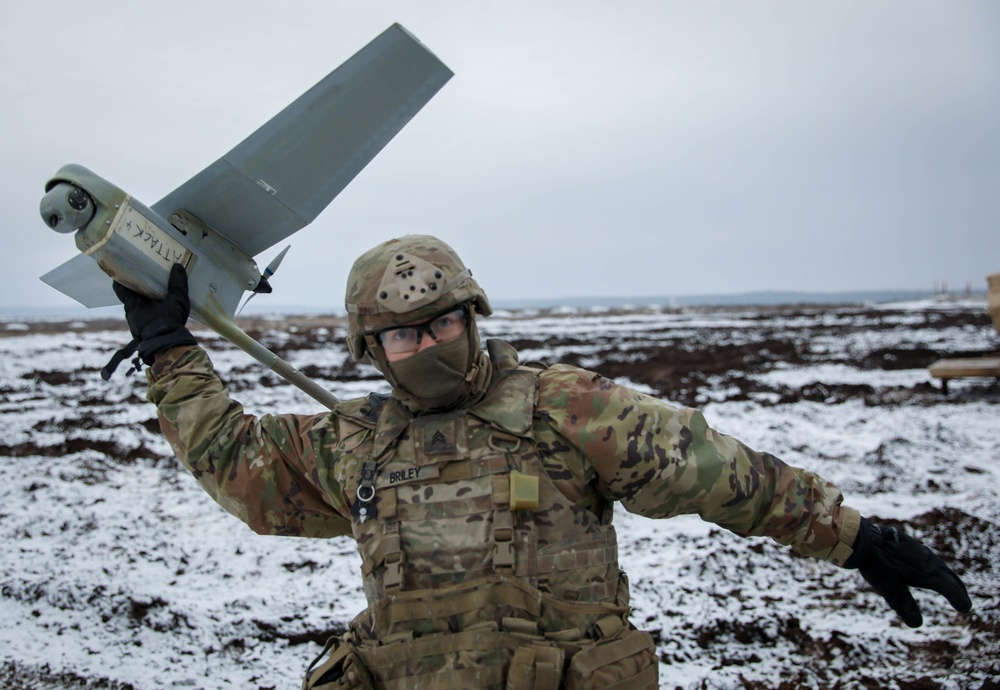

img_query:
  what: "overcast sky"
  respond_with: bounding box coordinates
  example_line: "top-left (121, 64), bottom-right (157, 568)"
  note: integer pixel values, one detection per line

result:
top-left (4, 1), bottom-right (999, 312)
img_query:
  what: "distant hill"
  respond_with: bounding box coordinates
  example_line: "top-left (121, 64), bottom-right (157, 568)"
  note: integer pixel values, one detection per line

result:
top-left (490, 289), bottom-right (942, 310)
top-left (0, 289), bottom-right (967, 318)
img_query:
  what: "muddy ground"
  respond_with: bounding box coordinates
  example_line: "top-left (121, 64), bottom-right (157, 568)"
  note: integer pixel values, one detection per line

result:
top-left (1, 302), bottom-right (998, 689)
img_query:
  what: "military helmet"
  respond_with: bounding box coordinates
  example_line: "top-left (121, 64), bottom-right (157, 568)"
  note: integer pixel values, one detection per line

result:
top-left (345, 235), bottom-right (492, 361)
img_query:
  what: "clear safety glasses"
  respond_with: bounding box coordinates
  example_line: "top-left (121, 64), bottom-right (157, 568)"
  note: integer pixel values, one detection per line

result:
top-left (377, 305), bottom-right (469, 357)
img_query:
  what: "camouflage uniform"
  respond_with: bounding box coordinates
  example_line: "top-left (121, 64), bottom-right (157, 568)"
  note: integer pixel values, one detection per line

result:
top-left (145, 330), bottom-right (859, 688)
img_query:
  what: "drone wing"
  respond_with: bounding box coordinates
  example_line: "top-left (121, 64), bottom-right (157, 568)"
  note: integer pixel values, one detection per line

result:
top-left (42, 24), bottom-right (452, 308)
top-left (151, 23), bottom-right (452, 257)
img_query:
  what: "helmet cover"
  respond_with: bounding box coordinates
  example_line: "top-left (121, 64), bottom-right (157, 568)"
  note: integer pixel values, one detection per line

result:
top-left (345, 235), bottom-right (491, 361)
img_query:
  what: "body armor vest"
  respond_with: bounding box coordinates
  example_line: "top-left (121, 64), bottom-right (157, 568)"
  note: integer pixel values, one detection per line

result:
top-left (311, 342), bottom-right (657, 689)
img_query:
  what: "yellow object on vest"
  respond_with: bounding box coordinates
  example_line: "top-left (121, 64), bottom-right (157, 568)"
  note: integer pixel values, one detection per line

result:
top-left (510, 471), bottom-right (539, 511)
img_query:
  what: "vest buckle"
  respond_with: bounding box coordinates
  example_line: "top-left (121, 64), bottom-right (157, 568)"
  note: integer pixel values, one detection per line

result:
top-left (494, 540), bottom-right (515, 570)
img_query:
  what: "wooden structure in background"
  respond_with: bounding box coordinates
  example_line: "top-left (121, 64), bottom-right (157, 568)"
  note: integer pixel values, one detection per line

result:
top-left (929, 272), bottom-right (1000, 393)
top-left (991, 272), bottom-right (1000, 332)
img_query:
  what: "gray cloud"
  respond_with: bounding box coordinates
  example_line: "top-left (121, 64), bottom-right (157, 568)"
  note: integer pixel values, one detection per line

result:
top-left (4, 0), bottom-right (999, 311)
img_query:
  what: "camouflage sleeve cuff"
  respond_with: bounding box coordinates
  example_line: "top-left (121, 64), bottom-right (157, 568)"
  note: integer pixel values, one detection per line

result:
top-left (144, 344), bottom-right (205, 403)
top-left (828, 506), bottom-right (861, 567)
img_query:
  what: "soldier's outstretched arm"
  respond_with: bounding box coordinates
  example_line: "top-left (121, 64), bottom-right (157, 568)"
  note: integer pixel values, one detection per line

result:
top-left (537, 365), bottom-right (973, 626)
top-left (537, 364), bottom-right (858, 563)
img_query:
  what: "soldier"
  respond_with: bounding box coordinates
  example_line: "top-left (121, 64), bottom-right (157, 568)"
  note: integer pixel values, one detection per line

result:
top-left (114, 235), bottom-right (972, 689)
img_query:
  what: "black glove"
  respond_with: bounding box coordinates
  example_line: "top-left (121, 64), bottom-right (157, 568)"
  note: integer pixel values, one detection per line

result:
top-left (845, 517), bottom-right (972, 627)
top-left (103, 263), bottom-right (197, 378)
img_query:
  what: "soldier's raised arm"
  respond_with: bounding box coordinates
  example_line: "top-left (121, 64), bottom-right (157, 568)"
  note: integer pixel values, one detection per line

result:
top-left (116, 264), bottom-right (352, 538)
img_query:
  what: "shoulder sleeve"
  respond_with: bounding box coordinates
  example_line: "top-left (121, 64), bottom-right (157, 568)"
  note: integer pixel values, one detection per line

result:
top-left (536, 364), bottom-right (859, 565)
top-left (145, 345), bottom-right (355, 538)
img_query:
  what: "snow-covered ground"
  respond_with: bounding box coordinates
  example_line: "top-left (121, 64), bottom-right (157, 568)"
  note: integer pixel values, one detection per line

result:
top-left (1, 299), bottom-right (997, 689)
